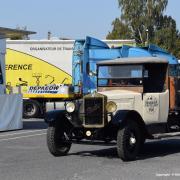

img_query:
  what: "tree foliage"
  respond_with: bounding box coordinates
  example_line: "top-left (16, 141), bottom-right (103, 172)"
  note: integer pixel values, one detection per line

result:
top-left (107, 0), bottom-right (180, 58)
top-left (107, 18), bottom-right (132, 39)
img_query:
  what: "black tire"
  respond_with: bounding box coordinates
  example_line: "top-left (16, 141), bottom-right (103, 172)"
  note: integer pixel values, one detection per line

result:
top-left (47, 123), bottom-right (72, 156)
top-left (140, 136), bottom-right (146, 147)
top-left (117, 121), bottom-right (142, 161)
top-left (23, 99), bottom-right (40, 118)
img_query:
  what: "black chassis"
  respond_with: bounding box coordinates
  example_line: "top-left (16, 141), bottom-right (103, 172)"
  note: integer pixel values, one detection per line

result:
top-left (44, 109), bottom-right (148, 142)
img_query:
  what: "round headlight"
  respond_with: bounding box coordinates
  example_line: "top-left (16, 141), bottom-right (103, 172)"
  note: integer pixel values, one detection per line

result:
top-left (106, 101), bottom-right (117, 113)
top-left (66, 102), bottom-right (75, 113)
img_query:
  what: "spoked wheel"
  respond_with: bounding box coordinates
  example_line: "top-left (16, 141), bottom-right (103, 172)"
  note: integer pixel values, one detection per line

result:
top-left (117, 121), bottom-right (141, 161)
top-left (47, 123), bottom-right (72, 156)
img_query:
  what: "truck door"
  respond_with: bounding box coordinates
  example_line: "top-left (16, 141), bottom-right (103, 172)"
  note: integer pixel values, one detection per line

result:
top-left (143, 90), bottom-right (169, 124)
top-left (143, 93), bottom-right (160, 124)
top-left (143, 63), bottom-right (169, 124)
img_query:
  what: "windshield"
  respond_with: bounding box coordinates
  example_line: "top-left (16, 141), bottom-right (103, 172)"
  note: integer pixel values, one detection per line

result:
top-left (98, 65), bottom-right (143, 87)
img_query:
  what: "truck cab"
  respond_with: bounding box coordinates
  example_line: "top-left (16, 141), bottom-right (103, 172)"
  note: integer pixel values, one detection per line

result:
top-left (97, 57), bottom-right (169, 125)
top-left (44, 56), bottom-right (180, 161)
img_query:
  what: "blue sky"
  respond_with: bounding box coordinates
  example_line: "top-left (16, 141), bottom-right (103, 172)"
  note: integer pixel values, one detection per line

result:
top-left (0, 0), bottom-right (179, 40)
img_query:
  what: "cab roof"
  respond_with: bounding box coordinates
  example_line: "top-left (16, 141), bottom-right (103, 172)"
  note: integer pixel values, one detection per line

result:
top-left (97, 57), bottom-right (168, 65)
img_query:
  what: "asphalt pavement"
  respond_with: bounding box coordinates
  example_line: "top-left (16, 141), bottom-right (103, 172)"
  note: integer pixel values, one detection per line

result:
top-left (1, 119), bottom-right (180, 180)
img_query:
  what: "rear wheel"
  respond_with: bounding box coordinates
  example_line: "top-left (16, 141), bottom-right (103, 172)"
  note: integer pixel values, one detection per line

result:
top-left (47, 123), bottom-right (72, 156)
top-left (23, 99), bottom-right (40, 118)
top-left (117, 121), bottom-right (141, 161)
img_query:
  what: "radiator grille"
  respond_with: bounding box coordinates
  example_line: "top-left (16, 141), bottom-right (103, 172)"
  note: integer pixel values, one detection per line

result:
top-left (84, 97), bottom-right (103, 125)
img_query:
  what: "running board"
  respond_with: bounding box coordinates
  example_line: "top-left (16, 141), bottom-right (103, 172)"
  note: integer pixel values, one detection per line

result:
top-left (153, 132), bottom-right (180, 139)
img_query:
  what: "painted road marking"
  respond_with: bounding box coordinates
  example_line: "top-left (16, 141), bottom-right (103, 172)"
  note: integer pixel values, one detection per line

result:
top-left (0, 129), bottom-right (47, 137)
top-left (0, 133), bottom-right (46, 142)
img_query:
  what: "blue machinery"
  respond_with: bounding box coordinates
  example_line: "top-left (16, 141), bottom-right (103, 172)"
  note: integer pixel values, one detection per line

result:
top-left (72, 36), bottom-right (178, 95)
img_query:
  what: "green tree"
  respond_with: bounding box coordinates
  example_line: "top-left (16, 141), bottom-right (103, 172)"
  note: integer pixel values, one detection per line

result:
top-left (107, 18), bottom-right (132, 39)
top-left (118, 0), bottom-right (168, 44)
top-left (153, 16), bottom-right (178, 52)
top-left (150, 15), bottom-right (180, 58)
top-left (107, 0), bottom-right (180, 58)
top-left (175, 38), bottom-right (180, 59)
top-left (118, 0), bottom-right (145, 43)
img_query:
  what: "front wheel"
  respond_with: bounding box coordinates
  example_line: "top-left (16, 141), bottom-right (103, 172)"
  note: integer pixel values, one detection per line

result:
top-left (117, 121), bottom-right (141, 161)
top-left (47, 123), bottom-right (72, 156)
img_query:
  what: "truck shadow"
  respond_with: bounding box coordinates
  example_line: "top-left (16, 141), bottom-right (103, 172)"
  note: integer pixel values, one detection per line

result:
top-left (23, 119), bottom-right (47, 130)
top-left (70, 147), bottom-right (117, 158)
top-left (73, 140), bottom-right (116, 146)
top-left (139, 139), bottom-right (180, 160)
top-left (70, 139), bottom-right (180, 160)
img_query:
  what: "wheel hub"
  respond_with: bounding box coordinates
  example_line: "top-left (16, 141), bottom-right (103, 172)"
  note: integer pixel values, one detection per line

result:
top-left (26, 104), bottom-right (35, 115)
top-left (129, 135), bottom-right (136, 146)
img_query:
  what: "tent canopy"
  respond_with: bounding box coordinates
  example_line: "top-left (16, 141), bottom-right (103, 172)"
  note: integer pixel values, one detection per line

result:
top-left (0, 27), bottom-right (36, 39)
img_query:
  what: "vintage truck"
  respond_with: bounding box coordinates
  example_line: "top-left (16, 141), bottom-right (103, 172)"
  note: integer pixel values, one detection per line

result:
top-left (44, 37), bottom-right (180, 160)
top-left (45, 55), bottom-right (180, 161)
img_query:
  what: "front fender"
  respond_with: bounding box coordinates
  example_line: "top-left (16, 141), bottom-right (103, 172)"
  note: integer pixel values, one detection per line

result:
top-left (44, 110), bottom-right (67, 124)
top-left (111, 110), bottom-right (131, 126)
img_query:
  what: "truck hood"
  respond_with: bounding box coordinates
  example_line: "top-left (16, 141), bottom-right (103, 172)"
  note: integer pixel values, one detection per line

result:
top-left (98, 90), bottom-right (141, 100)
top-left (98, 90), bottom-right (142, 112)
